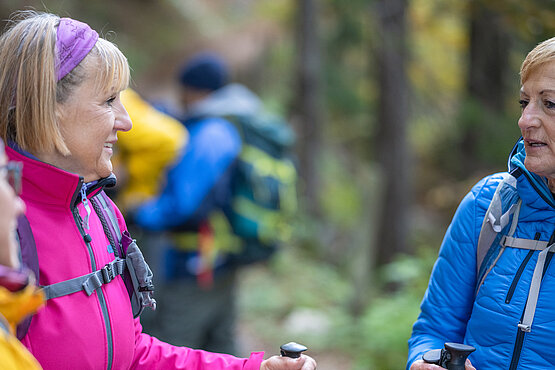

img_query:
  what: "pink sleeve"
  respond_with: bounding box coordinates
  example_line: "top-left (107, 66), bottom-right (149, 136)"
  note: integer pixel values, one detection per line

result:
top-left (108, 198), bottom-right (265, 368)
top-left (131, 319), bottom-right (265, 370)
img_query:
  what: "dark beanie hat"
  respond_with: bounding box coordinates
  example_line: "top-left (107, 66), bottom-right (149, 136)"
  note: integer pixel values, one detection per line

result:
top-left (178, 52), bottom-right (229, 91)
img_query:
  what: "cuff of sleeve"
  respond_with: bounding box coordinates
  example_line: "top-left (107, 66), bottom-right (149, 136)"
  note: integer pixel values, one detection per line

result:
top-left (244, 351), bottom-right (265, 370)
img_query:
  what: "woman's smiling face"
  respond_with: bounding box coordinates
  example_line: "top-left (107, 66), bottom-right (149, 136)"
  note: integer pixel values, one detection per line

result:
top-left (518, 61), bottom-right (555, 180)
top-left (46, 55), bottom-right (132, 182)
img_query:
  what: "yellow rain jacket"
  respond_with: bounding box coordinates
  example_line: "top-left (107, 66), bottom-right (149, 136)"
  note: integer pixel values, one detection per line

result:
top-left (0, 282), bottom-right (44, 369)
top-left (116, 88), bottom-right (188, 209)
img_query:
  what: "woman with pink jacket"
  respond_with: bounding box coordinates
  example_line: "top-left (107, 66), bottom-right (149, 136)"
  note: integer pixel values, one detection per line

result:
top-left (0, 10), bottom-right (316, 370)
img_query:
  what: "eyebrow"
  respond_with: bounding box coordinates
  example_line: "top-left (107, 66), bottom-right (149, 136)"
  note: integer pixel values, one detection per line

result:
top-left (519, 89), bottom-right (555, 96)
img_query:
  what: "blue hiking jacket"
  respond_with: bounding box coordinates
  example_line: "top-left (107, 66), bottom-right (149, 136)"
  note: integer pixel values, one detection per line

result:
top-left (407, 138), bottom-right (555, 369)
top-left (134, 84), bottom-right (261, 232)
top-left (133, 117), bottom-right (241, 232)
top-left (133, 84), bottom-right (263, 279)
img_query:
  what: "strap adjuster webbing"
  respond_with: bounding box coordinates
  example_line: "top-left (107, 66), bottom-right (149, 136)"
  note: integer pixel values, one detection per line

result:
top-left (42, 258), bottom-right (126, 299)
top-left (501, 236), bottom-right (548, 251)
top-left (518, 243), bottom-right (555, 332)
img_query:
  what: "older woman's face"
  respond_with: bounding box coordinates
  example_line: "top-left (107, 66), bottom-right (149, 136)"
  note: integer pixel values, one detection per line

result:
top-left (53, 57), bottom-right (132, 182)
top-left (0, 149), bottom-right (25, 268)
top-left (518, 61), bottom-right (555, 179)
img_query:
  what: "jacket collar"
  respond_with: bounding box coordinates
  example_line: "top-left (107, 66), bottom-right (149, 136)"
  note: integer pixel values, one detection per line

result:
top-left (5, 146), bottom-right (115, 209)
top-left (509, 137), bottom-right (555, 210)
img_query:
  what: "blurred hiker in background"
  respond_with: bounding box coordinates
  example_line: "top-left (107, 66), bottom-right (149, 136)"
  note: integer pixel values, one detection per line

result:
top-left (133, 51), bottom-right (298, 354)
top-left (110, 88), bottom-right (188, 211)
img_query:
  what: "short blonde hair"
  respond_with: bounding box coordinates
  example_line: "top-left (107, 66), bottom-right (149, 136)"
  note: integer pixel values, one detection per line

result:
top-left (0, 11), bottom-right (129, 156)
top-left (520, 37), bottom-right (555, 84)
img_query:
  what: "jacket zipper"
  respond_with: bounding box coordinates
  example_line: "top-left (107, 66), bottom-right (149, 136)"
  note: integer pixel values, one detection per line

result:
top-left (509, 247), bottom-right (554, 370)
top-left (505, 233), bottom-right (541, 304)
top-left (72, 182), bottom-right (114, 370)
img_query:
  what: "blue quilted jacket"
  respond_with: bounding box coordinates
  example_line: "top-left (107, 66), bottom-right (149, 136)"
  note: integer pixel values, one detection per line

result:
top-left (407, 139), bottom-right (555, 369)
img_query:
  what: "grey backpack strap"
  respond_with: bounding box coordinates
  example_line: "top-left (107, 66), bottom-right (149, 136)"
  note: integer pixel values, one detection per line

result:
top-left (41, 258), bottom-right (126, 299)
top-left (475, 173), bottom-right (521, 295)
top-left (97, 192), bottom-right (156, 317)
top-left (476, 173), bottom-right (519, 273)
top-left (120, 231), bottom-right (156, 317)
top-left (97, 192), bottom-right (122, 241)
top-left (92, 192), bottom-right (122, 257)
top-left (501, 236), bottom-right (548, 251)
top-left (41, 191), bottom-right (156, 317)
top-left (518, 242), bottom-right (555, 332)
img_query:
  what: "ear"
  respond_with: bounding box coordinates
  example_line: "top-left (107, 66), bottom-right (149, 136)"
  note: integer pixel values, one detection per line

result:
top-left (52, 105), bottom-right (71, 156)
top-left (54, 103), bottom-right (65, 124)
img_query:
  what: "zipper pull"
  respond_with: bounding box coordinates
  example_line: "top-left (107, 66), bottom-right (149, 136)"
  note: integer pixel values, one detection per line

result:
top-left (80, 184), bottom-right (91, 230)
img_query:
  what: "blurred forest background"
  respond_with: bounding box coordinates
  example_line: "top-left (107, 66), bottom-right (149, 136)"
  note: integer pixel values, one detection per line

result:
top-left (1, 0), bottom-right (554, 368)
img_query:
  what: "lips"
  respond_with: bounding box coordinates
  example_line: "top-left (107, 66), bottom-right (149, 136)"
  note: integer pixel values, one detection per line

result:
top-left (524, 138), bottom-right (547, 147)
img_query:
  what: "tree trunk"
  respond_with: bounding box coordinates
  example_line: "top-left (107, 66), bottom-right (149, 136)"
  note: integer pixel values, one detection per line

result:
top-left (293, 0), bottom-right (323, 218)
top-left (460, 1), bottom-right (511, 173)
top-left (468, 2), bottom-right (510, 111)
top-left (374, 0), bottom-right (410, 265)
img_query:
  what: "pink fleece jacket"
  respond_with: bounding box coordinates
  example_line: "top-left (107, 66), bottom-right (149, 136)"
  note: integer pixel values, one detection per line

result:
top-left (7, 146), bottom-right (264, 369)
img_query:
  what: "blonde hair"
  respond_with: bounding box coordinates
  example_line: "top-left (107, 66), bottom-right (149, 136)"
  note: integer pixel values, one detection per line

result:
top-left (0, 11), bottom-right (130, 156)
top-left (520, 37), bottom-right (555, 84)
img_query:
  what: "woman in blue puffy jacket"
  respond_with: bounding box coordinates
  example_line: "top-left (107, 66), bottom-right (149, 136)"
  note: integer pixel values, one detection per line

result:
top-left (408, 36), bottom-right (555, 370)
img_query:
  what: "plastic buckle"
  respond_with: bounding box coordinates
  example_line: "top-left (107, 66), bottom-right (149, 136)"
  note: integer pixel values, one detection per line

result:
top-left (138, 282), bottom-right (155, 292)
top-left (101, 263), bottom-right (114, 283)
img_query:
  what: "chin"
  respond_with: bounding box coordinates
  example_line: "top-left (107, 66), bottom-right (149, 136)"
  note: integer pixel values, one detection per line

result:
top-left (98, 162), bottom-right (113, 179)
top-left (98, 171), bottom-right (112, 180)
top-left (524, 159), bottom-right (540, 174)
top-left (524, 162), bottom-right (552, 178)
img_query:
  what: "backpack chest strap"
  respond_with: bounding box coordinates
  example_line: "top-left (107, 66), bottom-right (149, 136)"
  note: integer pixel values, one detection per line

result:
top-left (41, 258), bottom-right (126, 300)
top-left (518, 242), bottom-right (555, 332)
top-left (501, 236), bottom-right (549, 251)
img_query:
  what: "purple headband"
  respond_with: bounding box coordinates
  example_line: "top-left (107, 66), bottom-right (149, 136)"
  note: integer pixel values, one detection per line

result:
top-left (55, 18), bottom-right (99, 81)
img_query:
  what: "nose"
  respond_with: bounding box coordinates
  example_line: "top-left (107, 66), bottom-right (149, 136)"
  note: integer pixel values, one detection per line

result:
top-left (114, 100), bottom-right (133, 133)
top-left (518, 101), bottom-right (541, 131)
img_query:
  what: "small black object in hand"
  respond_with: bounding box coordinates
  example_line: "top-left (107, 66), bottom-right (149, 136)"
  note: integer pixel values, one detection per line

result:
top-left (280, 342), bottom-right (308, 358)
top-left (422, 342), bottom-right (475, 370)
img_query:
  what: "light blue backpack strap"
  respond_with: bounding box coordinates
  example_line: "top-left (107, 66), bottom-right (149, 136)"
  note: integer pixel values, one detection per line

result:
top-left (41, 258), bottom-right (126, 299)
top-left (476, 174), bottom-right (517, 270)
top-left (476, 173), bottom-right (520, 293)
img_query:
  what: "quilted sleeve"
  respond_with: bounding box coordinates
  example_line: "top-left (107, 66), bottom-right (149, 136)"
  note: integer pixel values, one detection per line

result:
top-left (406, 174), bottom-right (501, 369)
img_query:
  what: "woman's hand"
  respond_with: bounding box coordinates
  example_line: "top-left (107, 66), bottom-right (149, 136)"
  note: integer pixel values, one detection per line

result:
top-left (260, 354), bottom-right (317, 369)
top-left (410, 359), bottom-right (476, 369)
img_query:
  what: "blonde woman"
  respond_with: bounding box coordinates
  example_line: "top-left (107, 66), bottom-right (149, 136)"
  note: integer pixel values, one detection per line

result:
top-left (408, 37), bottom-right (555, 370)
top-left (0, 11), bottom-right (316, 370)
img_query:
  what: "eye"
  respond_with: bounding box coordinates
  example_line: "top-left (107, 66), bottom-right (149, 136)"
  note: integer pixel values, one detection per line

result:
top-left (106, 96), bottom-right (116, 106)
top-left (545, 100), bottom-right (555, 109)
top-left (519, 99), bottom-right (528, 109)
